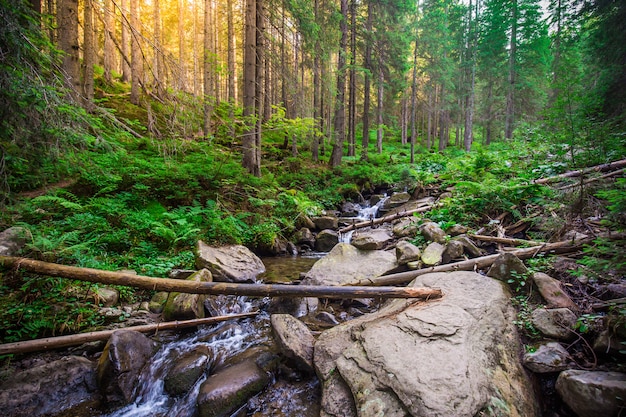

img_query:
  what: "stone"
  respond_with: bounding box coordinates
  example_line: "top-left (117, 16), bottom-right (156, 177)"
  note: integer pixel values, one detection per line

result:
top-left (92, 286), bottom-right (119, 307)
top-left (164, 346), bottom-right (211, 396)
top-left (271, 314), bottom-right (316, 373)
top-left (311, 216), bottom-right (339, 231)
top-left (163, 269), bottom-right (212, 321)
top-left (381, 192), bottom-right (411, 211)
top-left (351, 228), bottom-right (394, 250)
top-left (531, 308), bottom-right (578, 341)
top-left (392, 217), bottom-right (420, 238)
top-left (341, 202), bottom-right (361, 217)
top-left (148, 291), bottom-right (169, 314)
top-left (0, 356), bottom-right (99, 417)
top-left (452, 235), bottom-right (484, 258)
top-left (315, 229), bottom-right (340, 252)
top-left (442, 240), bottom-right (465, 263)
top-left (168, 269), bottom-right (195, 279)
top-left (419, 221), bottom-right (447, 243)
top-left (421, 241), bottom-right (445, 266)
top-left (487, 252), bottom-right (530, 285)
top-left (294, 227), bottom-right (316, 248)
top-left (296, 215), bottom-right (316, 230)
top-left (195, 241), bottom-right (265, 283)
top-left (197, 355), bottom-right (277, 417)
top-left (593, 329), bottom-right (626, 355)
top-left (523, 342), bottom-right (572, 373)
top-left (395, 240), bottom-right (421, 265)
top-left (0, 226), bottom-right (28, 256)
top-left (96, 330), bottom-right (158, 406)
top-left (556, 370), bottom-right (626, 417)
top-left (447, 224), bottom-right (469, 236)
top-left (314, 272), bottom-right (539, 417)
top-left (532, 272), bottom-right (578, 310)
top-left (302, 243), bottom-right (398, 286)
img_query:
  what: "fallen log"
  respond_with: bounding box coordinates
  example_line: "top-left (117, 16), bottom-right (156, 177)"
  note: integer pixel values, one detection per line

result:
top-left (533, 158), bottom-right (626, 185)
top-left (347, 233), bottom-right (626, 287)
top-left (470, 234), bottom-right (543, 247)
top-left (556, 168), bottom-right (625, 191)
top-left (339, 205), bottom-right (433, 233)
top-left (0, 256), bottom-right (442, 300)
top-left (0, 312), bottom-right (258, 356)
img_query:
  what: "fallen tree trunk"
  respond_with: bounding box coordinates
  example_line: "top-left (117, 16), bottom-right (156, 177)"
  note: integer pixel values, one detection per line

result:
top-left (0, 312), bottom-right (258, 356)
top-left (556, 168), bottom-right (625, 191)
top-left (533, 158), bottom-right (626, 185)
top-left (339, 205), bottom-right (433, 233)
top-left (0, 256), bottom-right (442, 300)
top-left (347, 233), bottom-right (626, 287)
top-left (470, 234), bottom-right (543, 247)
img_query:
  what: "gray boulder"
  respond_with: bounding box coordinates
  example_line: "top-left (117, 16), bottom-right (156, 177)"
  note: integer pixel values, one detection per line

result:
top-left (164, 346), bottom-right (211, 396)
top-left (531, 308), bottom-right (577, 341)
top-left (315, 229), bottom-right (340, 252)
top-left (197, 354), bottom-right (277, 417)
top-left (392, 217), bottom-right (420, 238)
top-left (532, 272), bottom-right (578, 310)
top-left (487, 252), bottom-right (529, 288)
top-left (421, 241), bottom-right (445, 266)
top-left (452, 235), bottom-right (484, 258)
top-left (163, 269), bottom-right (212, 321)
top-left (302, 243), bottom-right (398, 286)
top-left (381, 192), bottom-right (411, 211)
top-left (419, 221), bottom-right (447, 243)
top-left (556, 370), bottom-right (626, 417)
top-left (0, 226), bottom-right (27, 256)
top-left (195, 241), bottom-right (265, 282)
top-left (314, 271), bottom-right (539, 417)
top-left (395, 240), bottom-right (421, 265)
top-left (271, 314), bottom-right (316, 373)
top-left (148, 291), bottom-right (169, 314)
top-left (351, 228), bottom-right (394, 250)
top-left (294, 227), bottom-right (316, 248)
top-left (0, 356), bottom-right (99, 417)
top-left (312, 216), bottom-right (339, 231)
top-left (96, 330), bottom-right (158, 406)
top-left (442, 240), bottom-right (465, 263)
top-left (523, 342), bottom-right (572, 373)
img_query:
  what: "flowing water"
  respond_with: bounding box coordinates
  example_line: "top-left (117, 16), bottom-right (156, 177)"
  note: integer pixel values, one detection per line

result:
top-left (339, 195), bottom-right (389, 244)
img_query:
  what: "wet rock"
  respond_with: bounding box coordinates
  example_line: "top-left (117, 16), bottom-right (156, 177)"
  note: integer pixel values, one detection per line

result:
top-left (421, 241), bottom-right (445, 266)
top-left (195, 241), bottom-right (266, 283)
top-left (302, 243), bottom-right (397, 286)
top-left (381, 192), bottom-right (411, 211)
top-left (0, 226), bottom-right (28, 256)
top-left (351, 228), bottom-right (394, 250)
top-left (149, 291), bottom-right (169, 314)
top-left (487, 252), bottom-right (529, 285)
top-left (531, 308), bottom-right (577, 341)
top-left (419, 221), bottom-right (447, 243)
top-left (294, 227), bottom-right (316, 248)
top-left (169, 269), bottom-right (195, 279)
top-left (532, 272), bottom-right (578, 310)
top-left (395, 240), bottom-right (421, 265)
top-left (271, 314), bottom-right (316, 373)
top-left (314, 271), bottom-right (539, 417)
top-left (197, 355), bottom-right (276, 417)
top-left (163, 269), bottom-right (212, 321)
top-left (447, 224), bottom-right (469, 236)
top-left (341, 202), bottom-right (361, 217)
top-left (452, 235), bottom-right (484, 258)
top-left (392, 217), bottom-right (420, 238)
top-left (523, 342), bottom-right (572, 373)
top-left (96, 330), bottom-right (159, 406)
top-left (0, 356), bottom-right (99, 417)
top-left (315, 229), bottom-right (339, 252)
top-left (92, 286), bottom-right (119, 307)
top-left (442, 240), bottom-right (465, 263)
top-left (296, 215), bottom-right (316, 230)
top-left (556, 370), bottom-right (626, 417)
top-left (164, 346), bottom-right (211, 396)
top-left (311, 216), bottom-right (339, 231)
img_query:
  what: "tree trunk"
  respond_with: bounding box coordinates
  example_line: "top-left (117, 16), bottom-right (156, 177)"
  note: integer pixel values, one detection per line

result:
top-left (242, 0), bottom-right (258, 175)
top-left (312, 0), bottom-right (321, 162)
top-left (0, 313), bottom-right (259, 356)
top-left (361, 1), bottom-right (373, 161)
top-left (120, 0), bottom-right (131, 82)
top-left (409, 38), bottom-right (418, 163)
top-left (103, 0), bottom-right (115, 83)
top-left (129, 0), bottom-right (141, 105)
top-left (227, 0), bottom-right (236, 104)
top-left (347, 0), bottom-right (357, 157)
top-left (505, 0), bottom-right (517, 140)
top-left (203, 0), bottom-right (214, 139)
top-left (177, 0), bottom-right (186, 91)
top-left (329, 0), bottom-right (349, 168)
top-left (254, 0), bottom-right (265, 176)
top-left (82, 0), bottom-right (95, 109)
top-left (376, 61), bottom-right (384, 154)
top-left (57, 0), bottom-right (80, 99)
top-left (153, 0), bottom-right (164, 96)
top-left (463, 0), bottom-right (477, 152)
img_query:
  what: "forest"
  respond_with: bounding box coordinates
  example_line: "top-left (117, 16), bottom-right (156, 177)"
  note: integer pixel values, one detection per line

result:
top-left (0, 0), bottom-right (625, 354)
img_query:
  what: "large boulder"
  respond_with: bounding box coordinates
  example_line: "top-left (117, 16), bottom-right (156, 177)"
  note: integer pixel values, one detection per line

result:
top-left (195, 241), bottom-right (265, 283)
top-left (380, 192), bottom-right (411, 212)
top-left (392, 218), bottom-right (420, 238)
top-left (271, 314), bottom-right (316, 373)
top-left (531, 308), bottom-right (577, 341)
top-left (523, 342), bottom-right (572, 373)
top-left (314, 271), bottom-right (539, 417)
top-left (0, 226), bottom-right (27, 256)
top-left (421, 241), bottom-right (445, 266)
top-left (395, 240), bottom-right (421, 265)
top-left (419, 221), bottom-right (447, 243)
top-left (96, 330), bottom-right (159, 406)
top-left (0, 356), bottom-right (99, 417)
top-left (315, 229), bottom-right (340, 252)
top-left (311, 216), bottom-right (339, 231)
top-left (302, 243), bottom-right (398, 286)
top-left (556, 370), bottom-right (626, 417)
top-left (532, 272), bottom-right (578, 310)
top-left (163, 269), bottom-right (212, 321)
top-left (197, 353), bottom-right (277, 417)
top-left (164, 346), bottom-right (212, 396)
top-left (351, 228), bottom-right (394, 250)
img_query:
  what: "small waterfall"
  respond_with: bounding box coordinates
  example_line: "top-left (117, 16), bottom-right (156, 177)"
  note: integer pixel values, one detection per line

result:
top-left (338, 230), bottom-right (354, 243)
top-left (355, 196), bottom-right (388, 220)
top-left (105, 296), bottom-right (265, 417)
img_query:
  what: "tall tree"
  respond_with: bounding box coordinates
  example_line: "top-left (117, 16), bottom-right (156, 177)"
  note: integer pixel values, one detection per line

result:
top-left (463, 0), bottom-right (479, 152)
top-left (504, 0), bottom-right (517, 140)
top-left (103, 0), bottom-right (115, 83)
top-left (330, 0), bottom-right (348, 168)
top-left (361, 0), bottom-right (373, 161)
top-left (243, 0), bottom-right (260, 175)
top-left (57, 0), bottom-right (80, 98)
top-left (82, 0), bottom-right (95, 108)
top-left (129, 0), bottom-right (141, 105)
top-left (120, 0), bottom-right (131, 82)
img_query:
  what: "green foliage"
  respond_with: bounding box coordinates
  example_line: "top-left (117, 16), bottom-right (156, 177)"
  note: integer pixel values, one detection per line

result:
top-left (511, 295), bottom-right (541, 339)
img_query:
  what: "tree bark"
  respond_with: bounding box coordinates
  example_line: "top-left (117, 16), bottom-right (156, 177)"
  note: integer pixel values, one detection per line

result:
top-left (82, 0), bottom-right (95, 109)
top-left (57, 0), bottom-right (80, 99)
top-left (103, 0), bottom-right (116, 83)
top-left (361, 1), bottom-right (373, 161)
top-left (376, 60), bottom-right (384, 154)
top-left (0, 313), bottom-right (259, 356)
top-left (329, 0), bottom-right (349, 168)
top-left (347, 0), bottom-right (357, 157)
top-left (120, 0), bottom-right (131, 82)
top-left (533, 158), bottom-right (626, 184)
top-left (129, 0), bottom-right (141, 105)
top-left (203, 0), bottom-right (214, 139)
top-left (505, 0), bottom-right (517, 140)
top-left (242, 0), bottom-right (258, 175)
top-left (0, 256), bottom-right (442, 300)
